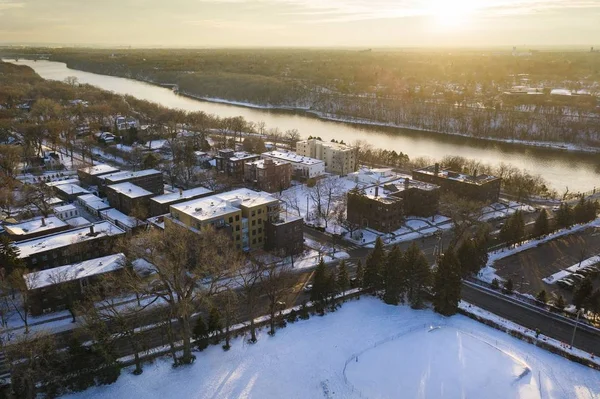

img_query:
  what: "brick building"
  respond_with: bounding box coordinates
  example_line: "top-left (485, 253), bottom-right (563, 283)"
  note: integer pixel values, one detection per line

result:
top-left (384, 177), bottom-right (440, 217)
top-left (13, 221), bottom-right (126, 270)
top-left (261, 150), bottom-right (325, 179)
top-left (264, 215), bottom-right (304, 255)
top-left (412, 164), bottom-right (501, 204)
top-left (100, 169), bottom-right (163, 196)
top-left (346, 187), bottom-right (404, 233)
top-left (215, 149), bottom-right (260, 179)
top-left (4, 216), bottom-right (70, 242)
top-left (77, 164), bottom-right (120, 188)
top-left (244, 158), bottom-right (292, 193)
top-left (106, 182), bottom-right (154, 216)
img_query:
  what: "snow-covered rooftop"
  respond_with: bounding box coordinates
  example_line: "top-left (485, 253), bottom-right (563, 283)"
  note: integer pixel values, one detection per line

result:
top-left (229, 151), bottom-right (259, 161)
top-left (262, 150), bottom-right (324, 166)
top-left (25, 253), bottom-right (125, 290)
top-left (46, 178), bottom-right (80, 187)
top-left (107, 182), bottom-right (152, 198)
top-left (151, 186), bottom-right (213, 204)
top-left (53, 204), bottom-right (77, 213)
top-left (172, 188), bottom-right (278, 221)
top-left (384, 176), bottom-right (440, 193)
top-left (245, 158), bottom-right (289, 169)
top-left (78, 163), bottom-right (120, 176)
top-left (4, 216), bottom-right (67, 237)
top-left (66, 217), bottom-right (92, 228)
top-left (415, 165), bottom-right (500, 185)
top-left (101, 169), bottom-right (161, 183)
top-left (53, 183), bottom-right (90, 196)
top-left (14, 221), bottom-right (126, 258)
top-left (101, 208), bottom-right (141, 229)
top-left (77, 194), bottom-right (111, 211)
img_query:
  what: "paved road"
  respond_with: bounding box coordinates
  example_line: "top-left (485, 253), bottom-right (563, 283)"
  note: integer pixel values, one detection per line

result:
top-left (461, 283), bottom-right (600, 355)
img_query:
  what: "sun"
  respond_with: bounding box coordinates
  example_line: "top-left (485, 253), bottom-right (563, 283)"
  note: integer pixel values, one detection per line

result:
top-left (427, 0), bottom-right (479, 29)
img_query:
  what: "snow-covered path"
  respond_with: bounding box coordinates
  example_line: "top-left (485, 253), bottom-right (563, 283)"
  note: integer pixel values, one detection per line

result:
top-left (62, 298), bottom-right (600, 399)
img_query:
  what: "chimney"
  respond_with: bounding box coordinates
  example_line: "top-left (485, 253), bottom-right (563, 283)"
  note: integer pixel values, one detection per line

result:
top-left (89, 224), bottom-right (95, 235)
top-left (41, 217), bottom-right (46, 226)
top-left (404, 178), bottom-right (410, 190)
top-left (375, 186), bottom-right (379, 197)
top-left (434, 163), bottom-right (439, 176)
top-left (179, 187), bottom-right (183, 197)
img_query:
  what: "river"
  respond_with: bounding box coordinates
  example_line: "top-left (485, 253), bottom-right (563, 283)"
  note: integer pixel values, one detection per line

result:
top-left (6, 59), bottom-right (600, 193)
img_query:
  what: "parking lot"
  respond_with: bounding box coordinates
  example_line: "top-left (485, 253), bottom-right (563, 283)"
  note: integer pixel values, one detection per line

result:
top-left (492, 226), bottom-right (600, 299)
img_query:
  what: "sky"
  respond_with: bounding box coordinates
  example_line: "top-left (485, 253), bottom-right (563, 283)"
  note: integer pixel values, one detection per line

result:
top-left (0, 0), bottom-right (599, 47)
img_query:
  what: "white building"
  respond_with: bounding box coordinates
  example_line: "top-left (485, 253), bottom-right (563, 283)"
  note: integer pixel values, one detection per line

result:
top-left (296, 139), bottom-right (356, 175)
top-left (261, 150), bottom-right (325, 179)
top-left (53, 204), bottom-right (79, 221)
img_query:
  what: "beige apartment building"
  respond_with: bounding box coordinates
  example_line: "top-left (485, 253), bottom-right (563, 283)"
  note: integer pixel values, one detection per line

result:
top-left (296, 139), bottom-right (357, 175)
top-left (165, 188), bottom-right (282, 252)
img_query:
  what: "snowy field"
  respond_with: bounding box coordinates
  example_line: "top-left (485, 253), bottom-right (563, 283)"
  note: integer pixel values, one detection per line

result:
top-left (63, 298), bottom-right (600, 399)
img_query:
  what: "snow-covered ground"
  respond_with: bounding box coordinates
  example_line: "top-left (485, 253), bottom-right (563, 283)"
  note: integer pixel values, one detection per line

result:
top-left (62, 298), bottom-right (600, 399)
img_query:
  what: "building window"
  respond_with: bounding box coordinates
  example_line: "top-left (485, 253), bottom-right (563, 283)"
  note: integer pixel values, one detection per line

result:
top-left (229, 217), bottom-right (233, 223)
top-left (258, 228), bottom-right (262, 234)
top-left (258, 218), bottom-right (262, 224)
top-left (252, 229), bottom-right (256, 236)
top-left (252, 239), bottom-right (256, 244)
top-left (236, 235), bottom-right (240, 241)
top-left (258, 237), bottom-right (262, 243)
top-left (251, 211), bottom-right (256, 217)
top-left (252, 220), bottom-right (256, 226)
top-left (235, 215), bottom-right (240, 221)
top-left (236, 225), bottom-right (240, 231)
top-left (258, 209), bottom-right (262, 214)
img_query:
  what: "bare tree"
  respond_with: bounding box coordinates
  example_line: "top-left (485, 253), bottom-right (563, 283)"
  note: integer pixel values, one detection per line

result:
top-left (6, 268), bottom-right (37, 334)
top-left (235, 257), bottom-right (264, 343)
top-left (439, 192), bottom-right (484, 247)
top-left (23, 182), bottom-right (54, 217)
top-left (214, 288), bottom-right (238, 350)
top-left (261, 261), bottom-right (293, 336)
top-left (128, 227), bottom-right (241, 365)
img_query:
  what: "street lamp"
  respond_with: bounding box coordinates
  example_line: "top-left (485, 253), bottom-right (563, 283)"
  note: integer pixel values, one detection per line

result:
top-left (570, 308), bottom-right (584, 349)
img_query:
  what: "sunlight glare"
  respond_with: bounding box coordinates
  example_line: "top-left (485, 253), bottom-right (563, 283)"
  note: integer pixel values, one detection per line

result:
top-left (428, 0), bottom-right (478, 29)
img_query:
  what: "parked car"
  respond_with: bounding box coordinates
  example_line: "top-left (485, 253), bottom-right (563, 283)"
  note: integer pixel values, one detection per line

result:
top-left (303, 284), bottom-right (313, 293)
top-left (557, 279), bottom-right (574, 290)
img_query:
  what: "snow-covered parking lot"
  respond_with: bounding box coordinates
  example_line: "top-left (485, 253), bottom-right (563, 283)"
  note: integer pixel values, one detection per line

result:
top-left (63, 298), bottom-right (600, 399)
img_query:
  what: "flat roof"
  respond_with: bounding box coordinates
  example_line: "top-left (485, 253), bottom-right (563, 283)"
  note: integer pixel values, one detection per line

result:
top-left (151, 186), bottom-right (213, 205)
top-left (245, 158), bottom-right (289, 169)
top-left (300, 139), bottom-right (354, 151)
top-left (54, 204), bottom-right (77, 213)
top-left (78, 164), bottom-right (120, 176)
top-left (54, 183), bottom-right (90, 196)
top-left (107, 182), bottom-right (152, 198)
top-left (385, 177), bottom-right (440, 192)
top-left (230, 152), bottom-right (259, 161)
top-left (4, 216), bottom-right (67, 237)
top-left (101, 208), bottom-right (141, 228)
top-left (46, 178), bottom-right (80, 187)
top-left (414, 165), bottom-right (500, 185)
top-left (14, 221), bottom-right (125, 258)
top-left (25, 253), bottom-right (125, 290)
top-left (66, 217), bottom-right (92, 227)
top-left (262, 151), bottom-right (324, 166)
top-left (217, 188), bottom-right (279, 208)
top-left (102, 169), bottom-right (161, 183)
top-left (77, 194), bottom-right (111, 211)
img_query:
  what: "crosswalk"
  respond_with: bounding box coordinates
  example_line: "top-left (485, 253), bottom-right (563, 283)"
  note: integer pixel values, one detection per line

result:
top-left (342, 243), bottom-right (363, 251)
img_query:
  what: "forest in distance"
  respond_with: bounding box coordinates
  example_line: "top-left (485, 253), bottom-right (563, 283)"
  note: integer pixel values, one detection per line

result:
top-left (4, 47), bottom-right (600, 149)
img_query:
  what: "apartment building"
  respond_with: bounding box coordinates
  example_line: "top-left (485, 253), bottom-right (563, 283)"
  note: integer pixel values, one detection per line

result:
top-left (215, 149), bottom-right (260, 179)
top-left (149, 186), bottom-right (213, 217)
top-left (412, 164), bottom-right (501, 204)
top-left (244, 158), bottom-right (292, 193)
top-left (99, 169), bottom-right (163, 196)
top-left (296, 139), bottom-right (357, 175)
top-left (346, 187), bottom-right (404, 233)
top-left (106, 182), bottom-right (154, 216)
top-left (261, 150), bottom-right (325, 179)
top-left (77, 164), bottom-right (120, 188)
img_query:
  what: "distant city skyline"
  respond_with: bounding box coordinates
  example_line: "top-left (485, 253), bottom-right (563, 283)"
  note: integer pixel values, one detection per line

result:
top-left (1, 0), bottom-right (599, 47)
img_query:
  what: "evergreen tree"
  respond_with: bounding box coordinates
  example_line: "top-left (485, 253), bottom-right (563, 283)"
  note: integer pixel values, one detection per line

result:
top-left (207, 307), bottom-right (222, 344)
top-left (533, 208), bottom-right (551, 237)
top-left (336, 260), bottom-right (350, 293)
top-left (503, 278), bottom-right (514, 294)
top-left (512, 210), bottom-right (525, 244)
top-left (573, 277), bottom-right (594, 309)
top-left (535, 290), bottom-right (547, 304)
top-left (555, 203), bottom-right (574, 229)
top-left (491, 278), bottom-right (500, 290)
top-left (404, 243), bottom-right (431, 308)
top-left (0, 235), bottom-right (23, 277)
top-left (554, 294), bottom-right (566, 311)
top-left (311, 259), bottom-right (329, 305)
top-left (573, 197), bottom-right (588, 224)
top-left (364, 236), bottom-right (385, 292)
top-left (433, 250), bottom-right (462, 316)
top-left (354, 260), bottom-right (364, 288)
top-left (193, 316), bottom-right (209, 350)
top-left (383, 246), bottom-right (403, 305)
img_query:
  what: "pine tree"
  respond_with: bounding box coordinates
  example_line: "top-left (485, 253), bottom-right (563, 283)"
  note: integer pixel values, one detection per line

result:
top-left (433, 250), bottom-right (462, 316)
top-left (207, 307), bottom-right (222, 344)
top-left (383, 246), bottom-right (403, 305)
top-left (364, 236), bottom-right (385, 292)
top-left (574, 197), bottom-right (588, 224)
top-left (405, 243), bottom-right (431, 309)
top-left (533, 208), bottom-right (551, 237)
top-left (354, 260), bottom-right (364, 288)
top-left (512, 211), bottom-right (525, 244)
top-left (311, 258), bottom-right (329, 305)
top-left (535, 290), bottom-right (547, 304)
top-left (555, 203), bottom-right (574, 229)
top-left (503, 278), bottom-right (514, 294)
top-left (554, 294), bottom-right (566, 310)
top-left (491, 278), bottom-right (500, 290)
top-left (193, 316), bottom-right (209, 350)
top-left (336, 260), bottom-right (350, 294)
top-left (0, 235), bottom-right (23, 277)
